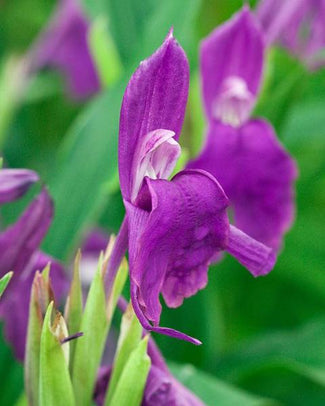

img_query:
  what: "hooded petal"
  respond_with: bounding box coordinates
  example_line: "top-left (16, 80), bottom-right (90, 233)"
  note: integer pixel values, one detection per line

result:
top-left (0, 252), bottom-right (68, 361)
top-left (0, 188), bottom-right (53, 277)
top-left (29, 0), bottom-right (100, 99)
top-left (119, 30), bottom-right (189, 201)
top-left (0, 169), bottom-right (39, 205)
top-left (126, 170), bottom-right (229, 328)
top-left (201, 6), bottom-right (264, 126)
top-left (188, 120), bottom-right (297, 250)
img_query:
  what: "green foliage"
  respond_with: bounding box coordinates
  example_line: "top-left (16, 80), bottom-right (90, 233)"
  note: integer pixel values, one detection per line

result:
top-left (104, 304), bottom-right (143, 405)
top-left (0, 271), bottom-right (13, 297)
top-left (72, 254), bottom-right (109, 406)
top-left (39, 302), bottom-right (75, 406)
top-left (64, 251), bottom-right (83, 369)
top-left (108, 337), bottom-right (151, 406)
top-left (170, 363), bottom-right (277, 406)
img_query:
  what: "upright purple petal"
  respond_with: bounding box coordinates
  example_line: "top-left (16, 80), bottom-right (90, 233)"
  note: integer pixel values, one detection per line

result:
top-left (29, 0), bottom-right (100, 99)
top-left (0, 188), bottom-right (53, 277)
top-left (200, 6), bottom-right (264, 126)
top-left (0, 169), bottom-right (39, 204)
top-left (126, 170), bottom-right (229, 328)
top-left (119, 30), bottom-right (189, 201)
top-left (0, 252), bottom-right (68, 361)
top-left (188, 120), bottom-right (297, 250)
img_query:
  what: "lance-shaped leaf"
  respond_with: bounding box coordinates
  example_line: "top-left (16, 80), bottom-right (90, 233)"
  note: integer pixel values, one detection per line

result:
top-left (72, 253), bottom-right (108, 405)
top-left (104, 303), bottom-right (143, 405)
top-left (0, 271), bottom-right (13, 297)
top-left (106, 256), bottom-right (128, 321)
top-left (88, 17), bottom-right (122, 88)
top-left (24, 267), bottom-right (53, 406)
top-left (39, 302), bottom-right (74, 406)
top-left (109, 336), bottom-right (151, 406)
top-left (72, 244), bottom-right (128, 405)
top-left (64, 250), bottom-right (83, 369)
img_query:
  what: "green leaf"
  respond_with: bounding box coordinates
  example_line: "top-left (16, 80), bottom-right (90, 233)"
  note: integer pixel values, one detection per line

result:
top-left (109, 336), bottom-right (151, 406)
top-left (72, 249), bottom-right (128, 405)
top-left (170, 363), bottom-right (277, 406)
top-left (39, 302), bottom-right (75, 406)
top-left (43, 83), bottom-right (125, 260)
top-left (104, 303), bottom-right (142, 405)
top-left (64, 250), bottom-right (83, 370)
top-left (72, 254), bottom-right (109, 406)
top-left (105, 0), bottom-right (156, 65)
top-left (88, 17), bottom-right (122, 88)
top-left (214, 319), bottom-right (325, 405)
top-left (0, 326), bottom-right (23, 406)
top-left (0, 271), bottom-right (13, 297)
top-left (24, 267), bottom-right (53, 405)
top-left (106, 256), bottom-right (128, 321)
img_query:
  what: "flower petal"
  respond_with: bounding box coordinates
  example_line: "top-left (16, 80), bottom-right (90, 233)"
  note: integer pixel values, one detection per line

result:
top-left (188, 120), bottom-right (297, 250)
top-left (119, 30), bottom-right (189, 201)
top-left (30, 0), bottom-right (100, 99)
top-left (144, 365), bottom-right (204, 406)
top-left (0, 169), bottom-right (39, 205)
top-left (126, 170), bottom-right (229, 328)
top-left (0, 188), bottom-right (53, 277)
top-left (200, 6), bottom-right (264, 125)
top-left (131, 129), bottom-right (181, 202)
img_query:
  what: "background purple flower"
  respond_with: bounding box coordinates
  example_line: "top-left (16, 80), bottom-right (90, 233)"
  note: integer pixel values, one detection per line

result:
top-left (0, 178), bottom-right (68, 360)
top-left (29, 0), bottom-right (101, 99)
top-left (188, 6), bottom-right (297, 250)
top-left (257, 0), bottom-right (325, 69)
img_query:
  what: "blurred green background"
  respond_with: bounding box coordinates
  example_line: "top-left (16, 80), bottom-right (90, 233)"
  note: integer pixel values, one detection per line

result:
top-left (1, 0), bottom-right (325, 405)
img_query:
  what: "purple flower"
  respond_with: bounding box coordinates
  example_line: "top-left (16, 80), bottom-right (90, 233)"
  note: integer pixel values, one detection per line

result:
top-left (29, 0), bottom-right (100, 99)
top-left (117, 30), bottom-right (276, 344)
top-left (187, 7), bottom-right (297, 250)
top-left (0, 169), bottom-right (39, 204)
top-left (0, 173), bottom-right (68, 360)
top-left (257, 0), bottom-right (325, 69)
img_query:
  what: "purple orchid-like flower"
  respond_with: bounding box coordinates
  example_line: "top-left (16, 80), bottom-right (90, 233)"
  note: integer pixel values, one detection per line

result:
top-left (0, 169), bottom-right (67, 360)
top-left (109, 29), bottom-right (277, 345)
top-left (187, 6), bottom-right (297, 251)
top-left (257, 0), bottom-right (325, 70)
top-left (28, 0), bottom-right (100, 100)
